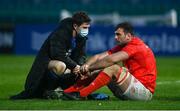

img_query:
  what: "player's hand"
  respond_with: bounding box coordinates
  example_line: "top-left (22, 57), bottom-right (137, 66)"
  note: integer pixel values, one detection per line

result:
top-left (72, 65), bottom-right (80, 75)
top-left (79, 72), bottom-right (91, 80)
top-left (80, 74), bottom-right (88, 80)
top-left (80, 64), bottom-right (89, 74)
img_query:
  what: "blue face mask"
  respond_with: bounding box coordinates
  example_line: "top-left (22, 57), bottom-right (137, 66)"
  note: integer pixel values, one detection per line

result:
top-left (80, 28), bottom-right (89, 37)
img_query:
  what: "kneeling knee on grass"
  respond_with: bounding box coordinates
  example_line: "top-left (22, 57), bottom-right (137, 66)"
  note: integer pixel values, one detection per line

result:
top-left (48, 60), bottom-right (67, 76)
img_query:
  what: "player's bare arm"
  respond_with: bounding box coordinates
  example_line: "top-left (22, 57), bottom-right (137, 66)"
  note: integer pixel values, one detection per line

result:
top-left (80, 51), bottom-right (108, 73)
top-left (86, 51), bottom-right (109, 65)
top-left (88, 51), bottom-right (129, 72)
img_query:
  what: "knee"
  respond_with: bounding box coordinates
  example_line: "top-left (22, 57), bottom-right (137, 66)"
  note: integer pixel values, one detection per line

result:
top-left (103, 65), bottom-right (120, 77)
top-left (48, 60), bottom-right (66, 76)
top-left (116, 67), bottom-right (130, 84)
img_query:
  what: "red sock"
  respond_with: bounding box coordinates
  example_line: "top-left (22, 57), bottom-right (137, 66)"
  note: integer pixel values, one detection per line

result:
top-left (64, 75), bottom-right (96, 93)
top-left (64, 85), bottom-right (84, 93)
top-left (80, 71), bottom-right (111, 97)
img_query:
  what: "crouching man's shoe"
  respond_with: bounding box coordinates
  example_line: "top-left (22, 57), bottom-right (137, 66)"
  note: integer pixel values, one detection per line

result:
top-left (62, 92), bottom-right (86, 100)
top-left (43, 87), bottom-right (63, 99)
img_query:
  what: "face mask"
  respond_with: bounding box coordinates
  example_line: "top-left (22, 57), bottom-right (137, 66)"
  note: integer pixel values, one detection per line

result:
top-left (79, 28), bottom-right (89, 37)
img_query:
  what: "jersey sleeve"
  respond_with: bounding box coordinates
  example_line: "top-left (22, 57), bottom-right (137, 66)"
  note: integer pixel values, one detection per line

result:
top-left (107, 45), bottom-right (122, 55)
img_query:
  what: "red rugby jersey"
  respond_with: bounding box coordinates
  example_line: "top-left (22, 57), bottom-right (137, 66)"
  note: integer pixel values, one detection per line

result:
top-left (108, 37), bottom-right (157, 93)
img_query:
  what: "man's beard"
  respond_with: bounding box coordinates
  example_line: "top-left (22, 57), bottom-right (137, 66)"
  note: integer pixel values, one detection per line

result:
top-left (115, 41), bottom-right (126, 47)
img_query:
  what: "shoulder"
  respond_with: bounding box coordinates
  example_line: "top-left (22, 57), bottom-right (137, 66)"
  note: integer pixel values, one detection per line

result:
top-left (124, 37), bottom-right (144, 48)
top-left (51, 18), bottom-right (73, 39)
top-left (59, 17), bottom-right (73, 24)
top-left (130, 37), bottom-right (143, 44)
top-left (121, 37), bottom-right (141, 56)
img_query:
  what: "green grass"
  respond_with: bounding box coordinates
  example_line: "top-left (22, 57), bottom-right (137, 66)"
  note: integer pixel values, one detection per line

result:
top-left (0, 55), bottom-right (180, 110)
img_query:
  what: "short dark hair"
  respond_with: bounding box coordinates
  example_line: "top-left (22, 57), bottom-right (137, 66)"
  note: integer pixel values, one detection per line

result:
top-left (115, 22), bottom-right (134, 35)
top-left (72, 11), bottom-right (91, 26)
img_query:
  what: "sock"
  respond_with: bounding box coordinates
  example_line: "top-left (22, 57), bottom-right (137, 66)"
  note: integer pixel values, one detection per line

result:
top-left (64, 75), bottom-right (96, 93)
top-left (80, 71), bottom-right (111, 97)
top-left (63, 85), bottom-right (84, 93)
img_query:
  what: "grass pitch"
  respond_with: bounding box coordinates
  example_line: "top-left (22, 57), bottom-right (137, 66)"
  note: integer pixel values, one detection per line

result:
top-left (0, 55), bottom-right (180, 110)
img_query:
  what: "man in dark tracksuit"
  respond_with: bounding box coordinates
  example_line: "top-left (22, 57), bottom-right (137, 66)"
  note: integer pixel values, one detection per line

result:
top-left (10, 11), bottom-right (91, 99)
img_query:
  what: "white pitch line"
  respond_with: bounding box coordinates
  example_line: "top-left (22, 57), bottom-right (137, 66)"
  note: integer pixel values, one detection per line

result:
top-left (157, 80), bottom-right (180, 85)
top-left (175, 80), bottom-right (180, 83)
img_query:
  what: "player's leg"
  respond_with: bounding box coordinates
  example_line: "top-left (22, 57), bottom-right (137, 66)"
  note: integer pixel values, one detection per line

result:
top-left (62, 65), bottom-right (125, 100)
top-left (78, 65), bottom-right (120, 97)
top-left (64, 70), bottom-right (100, 93)
top-left (107, 67), bottom-right (131, 94)
top-left (62, 65), bottom-right (130, 99)
top-left (108, 67), bottom-right (152, 101)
